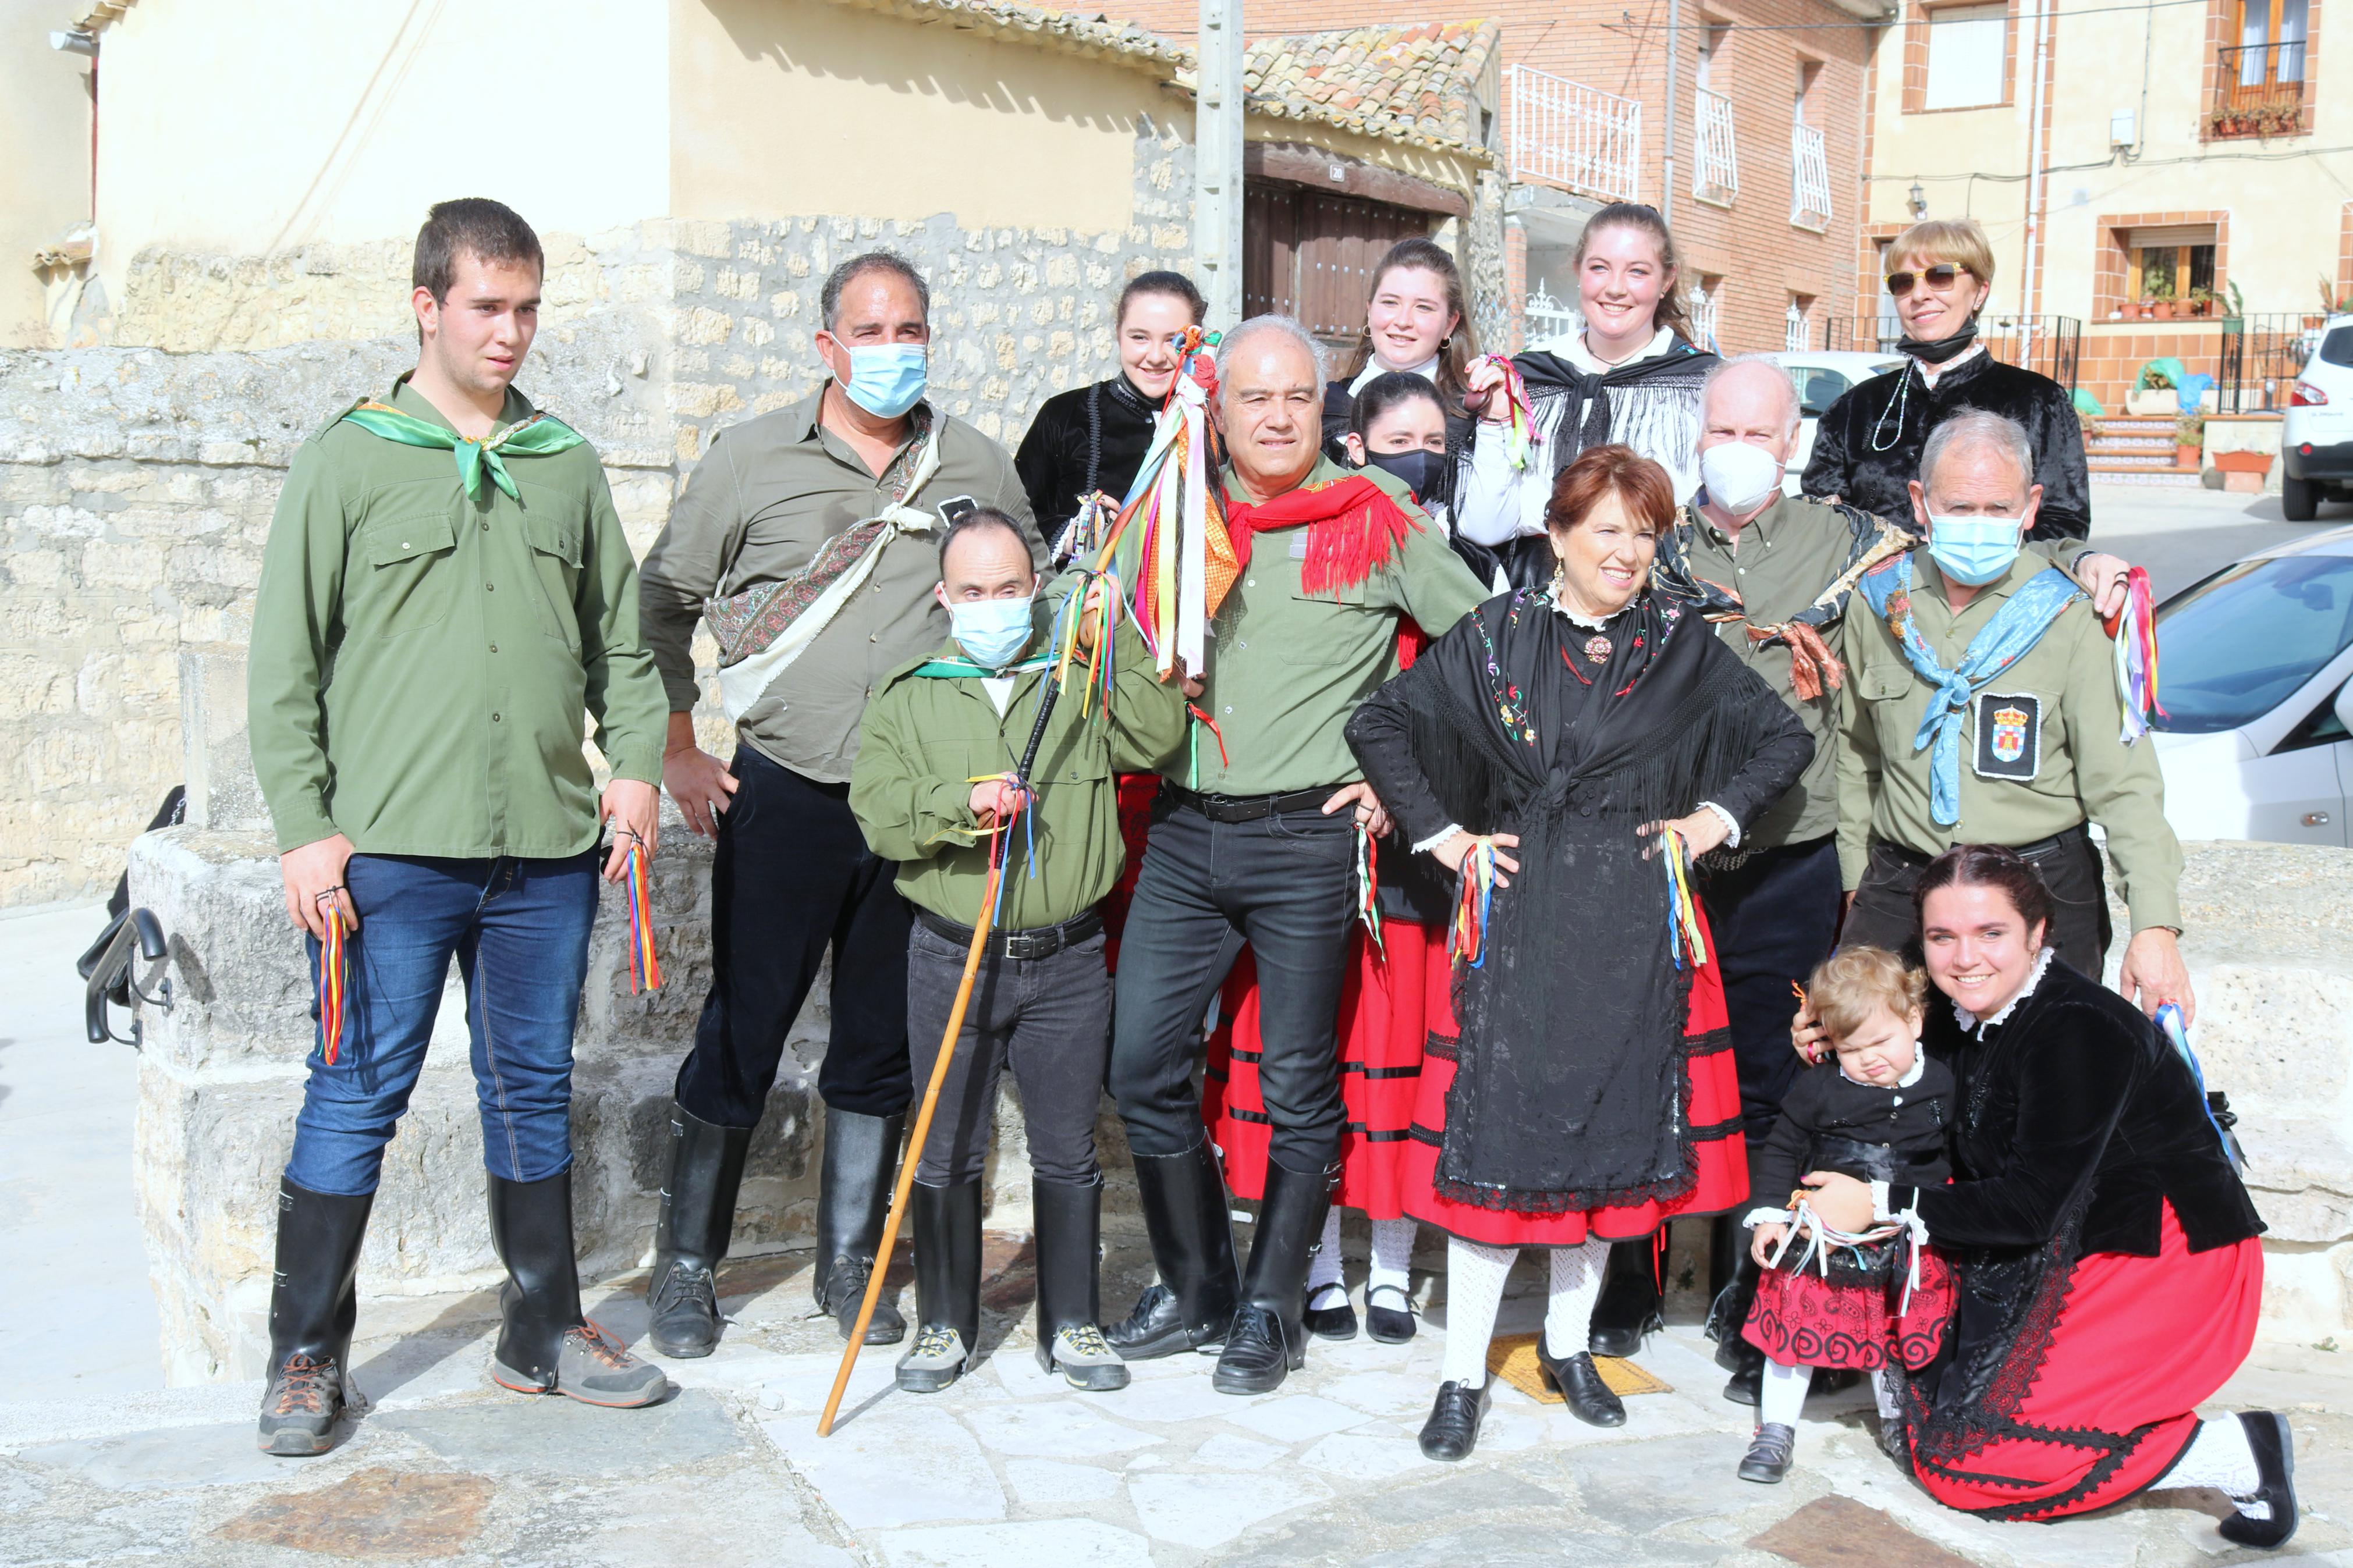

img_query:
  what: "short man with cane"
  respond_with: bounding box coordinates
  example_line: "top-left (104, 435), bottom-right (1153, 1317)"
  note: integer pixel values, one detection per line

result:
top-left (1105, 315), bottom-right (1488, 1394)
top-left (637, 253), bottom-right (1040, 1357)
top-left (849, 508), bottom-right (1183, 1392)
top-left (248, 198), bottom-right (672, 1455)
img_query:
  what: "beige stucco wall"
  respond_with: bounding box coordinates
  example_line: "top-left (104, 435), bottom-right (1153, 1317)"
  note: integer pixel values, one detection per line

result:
top-left (1, 0), bottom-right (94, 347)
top-left (92, 0), bottom-right (671, 310)
top-left (673, 0), bottom-right (1180, 233)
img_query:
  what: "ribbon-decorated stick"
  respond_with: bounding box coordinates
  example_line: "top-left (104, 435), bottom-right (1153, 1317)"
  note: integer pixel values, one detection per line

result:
top-left (315, 890), bottom-right (351, 1065)
top-left (1658, 825), bottom-right (1708, 970)
top-left (1449, 838), bottom-right (1497, 969)
top-left (618, 829), bottom-right (662, 995)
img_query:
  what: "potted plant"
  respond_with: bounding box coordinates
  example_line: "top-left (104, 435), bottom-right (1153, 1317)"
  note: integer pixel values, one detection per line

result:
top-left (2187, 286), bottom-right (2214, 318)
top-left (2077, 407), bottom-right (2103, 445)
top-left (2222, 281), bottom-right (2246, 332)
top-left (2120, 298), bottom-right (2145, 321)
top-left (2175, 410), bottom-right (2206, 468)
top-left (2150, 280), bottom-right (2177, 321)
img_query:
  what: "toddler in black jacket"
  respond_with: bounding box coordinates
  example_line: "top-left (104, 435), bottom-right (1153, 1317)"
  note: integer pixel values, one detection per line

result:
top-left (1736, 946), bottom-right (1957, 1484)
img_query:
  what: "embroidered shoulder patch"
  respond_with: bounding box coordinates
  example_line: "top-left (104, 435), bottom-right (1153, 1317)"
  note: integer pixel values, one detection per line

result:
top-left (1973, 691), bottom-right (2041, 781)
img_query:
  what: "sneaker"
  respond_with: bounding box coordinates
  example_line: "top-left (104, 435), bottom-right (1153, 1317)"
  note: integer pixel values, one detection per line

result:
top-left (1738, 1421), bottom-right (1797, 1484)
top-left (1041, 1324), bottom-right (1130, 1392)
top-left (257, 1353), bottom-right (345, 1456)
top-left (494, 1320), bottom-right (669, 1409)
top-left (896, 1324), bottom-right (970, 1393)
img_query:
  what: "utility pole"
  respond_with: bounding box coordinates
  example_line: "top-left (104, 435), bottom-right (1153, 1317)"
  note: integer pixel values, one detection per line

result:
top-left (1195, 0), bottom-right (1245, 327)
top-left (1662, 0), bottom-right (1679, 223)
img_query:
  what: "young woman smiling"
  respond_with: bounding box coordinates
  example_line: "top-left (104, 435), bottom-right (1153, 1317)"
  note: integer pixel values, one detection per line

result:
top-left (1320, 237), bottom-right (1481, 459)
top-left (1456, 203), bottom-right (1718, 590)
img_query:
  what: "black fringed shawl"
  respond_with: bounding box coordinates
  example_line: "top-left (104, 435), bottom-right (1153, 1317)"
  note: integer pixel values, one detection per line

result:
top-left (1345, 586), bottom-right (1812, 1213)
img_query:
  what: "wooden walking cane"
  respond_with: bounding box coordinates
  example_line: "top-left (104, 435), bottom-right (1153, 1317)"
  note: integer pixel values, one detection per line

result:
top-left (816, 650), bottom-right (1073, 1437)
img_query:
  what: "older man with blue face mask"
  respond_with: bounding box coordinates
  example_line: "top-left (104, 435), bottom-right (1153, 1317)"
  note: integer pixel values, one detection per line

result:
top-left (1836, 408), bottom-right (2191, 1023)
top-left (1661, 361), bottom-right (2138, 1409)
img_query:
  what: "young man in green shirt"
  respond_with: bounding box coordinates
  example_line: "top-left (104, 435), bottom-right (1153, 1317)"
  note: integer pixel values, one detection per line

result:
top-left (850, 509), bottom-right (1184, 1392)
top-left (246, 199), bottom-right (670, 1455)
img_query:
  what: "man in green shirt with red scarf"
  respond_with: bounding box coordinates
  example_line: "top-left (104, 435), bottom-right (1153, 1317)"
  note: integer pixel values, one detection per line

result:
top-left (246, 199), bottom-right (671, 1455)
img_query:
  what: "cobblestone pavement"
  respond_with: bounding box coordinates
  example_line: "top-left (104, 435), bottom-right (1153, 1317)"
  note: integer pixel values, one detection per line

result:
top-left (3, 1232), bottom-right (2347, 1568)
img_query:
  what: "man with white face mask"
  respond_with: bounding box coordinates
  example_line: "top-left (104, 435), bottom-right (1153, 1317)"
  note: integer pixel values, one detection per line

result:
top-left (1837, 409), bottom-right (2190, 1015)
top-left (636, 252), bottom-right (1040, 1361)
top-left (1664, 360), bottom-right (2124, 1403)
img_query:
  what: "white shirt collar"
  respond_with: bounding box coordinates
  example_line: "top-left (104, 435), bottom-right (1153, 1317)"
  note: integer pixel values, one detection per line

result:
top-left (1350, 354), bottom-right (1441, 395)
top-left (1839, 1051), bottom-right (1928, 1090)
top-left (1952, 947), bottom-right (2055, 1034)
top-left (1917, 340), bottom-right (1986, 389)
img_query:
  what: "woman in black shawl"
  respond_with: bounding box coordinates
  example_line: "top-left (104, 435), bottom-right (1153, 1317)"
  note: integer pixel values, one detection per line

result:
top-left (1453, 203), bottom-right (1717, 591)
top-left (1347, 445), bottom-right (1812, 1461)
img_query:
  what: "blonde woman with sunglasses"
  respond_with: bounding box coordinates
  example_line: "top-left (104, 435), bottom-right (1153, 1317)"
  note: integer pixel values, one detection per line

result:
top-left (1800, 219), bottom-right (2091, 542)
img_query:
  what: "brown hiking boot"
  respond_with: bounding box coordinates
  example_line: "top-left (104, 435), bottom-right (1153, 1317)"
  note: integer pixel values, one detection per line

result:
top-left (492, 1319), bottom-right (670, 1409)
top-left (258, 1353), bottom-right (345, 1456)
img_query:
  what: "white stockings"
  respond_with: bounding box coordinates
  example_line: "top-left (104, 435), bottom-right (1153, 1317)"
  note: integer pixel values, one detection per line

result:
top-left (1438, 1235), bottom-right (1613, 1389)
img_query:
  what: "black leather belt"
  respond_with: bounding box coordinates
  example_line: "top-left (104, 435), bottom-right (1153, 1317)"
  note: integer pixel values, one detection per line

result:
top-left (1163, 785), bottom-right (1333, 823)
top-left (915, 905), bottom-right (1102, 961)
top-left (1871, 823), bottom-right (2090, 869)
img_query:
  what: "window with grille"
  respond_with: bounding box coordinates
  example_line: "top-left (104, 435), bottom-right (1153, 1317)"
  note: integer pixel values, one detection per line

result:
top-left (1692, 276), bottom-right (1726, 353)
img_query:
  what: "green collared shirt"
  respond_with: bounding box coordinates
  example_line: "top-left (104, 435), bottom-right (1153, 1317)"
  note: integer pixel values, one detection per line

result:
top-left (247, 376), bottom-right (668, 856)
top-left (637, 387), bottom-right (1039, 783)
top-left (1837, 548), bottom-right (2184, 931)
top-left (850, 600), bottom-right (1186, 928)
top-left (1185, 456), bottom-right (1488, 797)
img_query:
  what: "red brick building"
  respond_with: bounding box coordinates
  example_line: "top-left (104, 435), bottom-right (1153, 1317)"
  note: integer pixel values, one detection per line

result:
top-left (1110, 0), bottom-right (1884, 354)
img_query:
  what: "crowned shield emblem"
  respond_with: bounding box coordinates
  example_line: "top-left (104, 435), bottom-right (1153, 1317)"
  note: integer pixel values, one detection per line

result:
top-left (1990, 704), bottom-right (2029, 763)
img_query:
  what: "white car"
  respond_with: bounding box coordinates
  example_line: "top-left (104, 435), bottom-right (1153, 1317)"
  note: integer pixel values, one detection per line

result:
top-left (1768, 350), bottom-right (1909, 495)
top-left (2283, 313), bottom-right (2353, 522)
top-left (2149, 525), bottom-right (2353, 844)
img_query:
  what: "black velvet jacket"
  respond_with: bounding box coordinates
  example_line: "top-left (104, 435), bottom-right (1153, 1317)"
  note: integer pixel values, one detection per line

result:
top-left (1800, 351), bottom-right (2091, 543)
top-left (1893, 958), bottom-right (2262, 1258)
top-left (1014, 375), bottom-right (1158, 536)
top-left (1753, 1055), bottom-right (1955, 1207)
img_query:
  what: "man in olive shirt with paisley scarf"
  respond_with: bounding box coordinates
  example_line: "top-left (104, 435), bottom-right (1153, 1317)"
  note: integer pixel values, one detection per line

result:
top-left (247, 200), bottom-right (672, 1455)
top-left (635, 253), bottom-right (1041, 1359)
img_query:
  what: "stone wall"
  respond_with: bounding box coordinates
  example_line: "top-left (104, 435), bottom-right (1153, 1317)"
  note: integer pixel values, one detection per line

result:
top-left (0, 122), bottom-right (1195, 909)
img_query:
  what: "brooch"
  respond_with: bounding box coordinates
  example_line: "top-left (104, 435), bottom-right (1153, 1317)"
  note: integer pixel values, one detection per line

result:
top-left (1583, 635), bottom-right (1613, 664)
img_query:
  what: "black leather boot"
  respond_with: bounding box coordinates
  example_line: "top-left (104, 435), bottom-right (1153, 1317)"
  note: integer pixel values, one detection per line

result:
top-left (897, 1179), bottom-right (982, 1393)
top-left (814, 1108), bottom-right (907, 1345)
top-left (646, 1104), bottom-right (752, 1359)
top-left (256, 1177), bottom-right (374, 1456)
top-left (1705, 1213), bottom-right (1766, 1403)
top-left (1108, 1140), bottom-right (1240, 1360)
top-left (487, 1169), bottom-right (667, 1407)
top-left (1032, 1176), bottom-right (1127, 1392)
top-left (1587, 1237), bottom-right (1664, 1359)
top-left (1213, 1158), bottom-right (1336, 1395)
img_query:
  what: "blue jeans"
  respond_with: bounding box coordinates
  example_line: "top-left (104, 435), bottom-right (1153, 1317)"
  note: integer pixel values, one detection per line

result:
top-left (286, 851), bottom-right (600, 1196)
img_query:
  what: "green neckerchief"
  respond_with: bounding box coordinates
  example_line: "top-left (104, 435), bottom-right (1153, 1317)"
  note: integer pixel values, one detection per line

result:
top-left (906, 654), bottom-right (1055, 680)
top-left (339, 400), bottom-right (585, 499)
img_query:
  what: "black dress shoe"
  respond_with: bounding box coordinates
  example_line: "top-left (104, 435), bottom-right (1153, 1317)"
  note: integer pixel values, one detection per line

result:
top-left (1365, 1286), bottom-right (1416, 1344)
top-left (1212, 1304), bottom-right (1298, 1394)
top-left (1738, 1421), bottom-right (1797, 1483)
top-left (2217, 1411), bottom-right (2299, 1549)
top-left (1586, 1241), bottom-right (1663, 1359)
top-left (1539, 1345), bottom-right (1626, 1427)
top-left (1418, 1379), bottom-right (1490, 1461)
top-left (1722, 1342), bottom-right (1765, 1406)
top-left (1109, 1283), bottom-right (1223, 1360)
top-left (1302, 1286), bottom-right (1358, 1341)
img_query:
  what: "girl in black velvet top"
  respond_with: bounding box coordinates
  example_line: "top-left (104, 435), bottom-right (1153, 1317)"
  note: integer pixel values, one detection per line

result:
top-left (1318, 236), bottom-right (1480, 461)
top-left (1800, 219), bottom-right (2090, 543)
top-left (1733, 945), bottom-right (1957, 1486)
top-left (1014, 271), bottom-right (1205, 556)
top-left (1797, 845), bottom-right (2294, 1549)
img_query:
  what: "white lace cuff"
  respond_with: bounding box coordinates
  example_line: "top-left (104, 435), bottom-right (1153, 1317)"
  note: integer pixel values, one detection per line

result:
top-left (1414, 824), bottom-right (1465, 855)
top-left (1871, 1180), bottom-right (1895, 1224)
top-left (1698, 800), bottom-right (1741, 848)
top-left (1742, 1206), bottom-right (1795, 1229)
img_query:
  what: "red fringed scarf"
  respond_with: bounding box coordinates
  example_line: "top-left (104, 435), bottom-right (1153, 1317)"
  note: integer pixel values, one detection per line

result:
top-left (1226, 474), bottom-right (1418, 598)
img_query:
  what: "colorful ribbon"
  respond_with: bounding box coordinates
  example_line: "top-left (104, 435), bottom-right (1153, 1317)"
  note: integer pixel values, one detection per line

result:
top-left (1354, 820), bottom-right (1385, 959)
top-left (620, 833), bottom-right (662, 995)
top-left (1046, 568), bottom-right (1123, 723)
top-left (315, 892), bottom-right (350, 1065)
top-left (1449, 838), bottom-right (1497, 969)
top-left (1658, 825), bottom-right (1709, 970)
top-left (1184, 702), bottom-right (1229, 791)
top-left (2106, 565), bottom-right (2166, 744)
top-left (2156, 1001), bottom-right (2237, 1164)
top-left (962, 772), bottom-right (1038, 916)
top-left (1477, 354), bottom-right (1539, 471)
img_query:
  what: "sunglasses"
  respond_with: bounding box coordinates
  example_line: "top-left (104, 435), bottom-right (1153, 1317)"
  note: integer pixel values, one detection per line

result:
top-left (1887, 264), bottom-right (1971, 297)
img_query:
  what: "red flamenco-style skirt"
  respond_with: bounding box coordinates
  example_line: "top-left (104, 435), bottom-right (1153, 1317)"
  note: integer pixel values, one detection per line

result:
top-left (1202, 919), bottom-right (1445, 1219)
top-left (1741, 1247), bottom-right (1957, 1372)
top-left (1906, 1202), bottom-right (2262, 1521)
top-left (1400, 909), bottom-right (1749, 1247)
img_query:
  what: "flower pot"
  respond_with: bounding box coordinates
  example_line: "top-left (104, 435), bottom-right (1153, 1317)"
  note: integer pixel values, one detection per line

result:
top-left (2120, 303), bottom-right (2145, 321)
top-left (2213, 450), bottom-right (2273, 475)
top-left (2176, 443), bottom-right (2201, 467)
top-left (2153, 302), bottom-right (2175, 321)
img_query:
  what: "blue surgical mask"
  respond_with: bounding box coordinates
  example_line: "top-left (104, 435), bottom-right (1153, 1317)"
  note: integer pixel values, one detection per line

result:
top-left (947, 595), bottom-right (1035, 669)
top-left (841, 343), bottom-right (928, 418)
top-left (1926, 514), bottom-right (2024, 585)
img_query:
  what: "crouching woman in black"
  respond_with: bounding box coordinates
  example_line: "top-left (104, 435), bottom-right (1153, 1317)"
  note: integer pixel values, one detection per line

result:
top-left (1798, 845), bottom-right (2290, 1548)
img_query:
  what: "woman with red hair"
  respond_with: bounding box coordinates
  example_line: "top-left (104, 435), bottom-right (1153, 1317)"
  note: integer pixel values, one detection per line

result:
top-left (1346, 446), bottom-right (1813, 1460)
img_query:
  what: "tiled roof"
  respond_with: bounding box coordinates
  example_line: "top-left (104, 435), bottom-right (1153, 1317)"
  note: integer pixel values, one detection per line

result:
top-left (1234, 21), bottom-right (1501, 161)
top-left (803, 0), bottom-right (1189, 74)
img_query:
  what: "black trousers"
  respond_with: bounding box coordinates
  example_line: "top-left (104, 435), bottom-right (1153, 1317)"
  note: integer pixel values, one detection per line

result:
top-left (1698, 835), bottom-right (1844, 1141)
top-left (1841, 826), bottom-right (2113, 978)
top-left (1108, 798), bottom-right (1355, 1172)
top-left (673, 747), bottom-right (913, 1128)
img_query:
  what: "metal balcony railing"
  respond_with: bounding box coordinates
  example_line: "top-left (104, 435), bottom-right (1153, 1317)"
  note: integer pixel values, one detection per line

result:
top-left (1790, 120), bottom-right (1832, 229)
top-left (1523, 287), bottom-right (1583, 348)
top-left (2219, 312), bottom-right (2323, 410)
top-left (1506, 64), bottom-right (1643, 204)
top-left (1825, 313), bottom-right (2084, 390)
top-left (1692, 88), bottom-right (1739, 205)
top-left (2211, 42), bottom-right (2306, 135)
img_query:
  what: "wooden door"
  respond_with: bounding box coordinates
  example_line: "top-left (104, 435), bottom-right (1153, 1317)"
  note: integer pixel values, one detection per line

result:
top-left (1244, 183), bottom-right (1432, 344)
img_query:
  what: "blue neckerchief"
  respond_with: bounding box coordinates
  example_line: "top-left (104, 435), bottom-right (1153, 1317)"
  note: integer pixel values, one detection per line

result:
top-left (1854, 554), bottom-right (2083, 825)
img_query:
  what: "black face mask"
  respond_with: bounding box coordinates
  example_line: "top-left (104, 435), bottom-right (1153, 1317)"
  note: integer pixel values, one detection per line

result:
top-left (1365, 447), bottom-right (1448, 505)
top-left (1899, 317), bottom-right (1981, 364)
